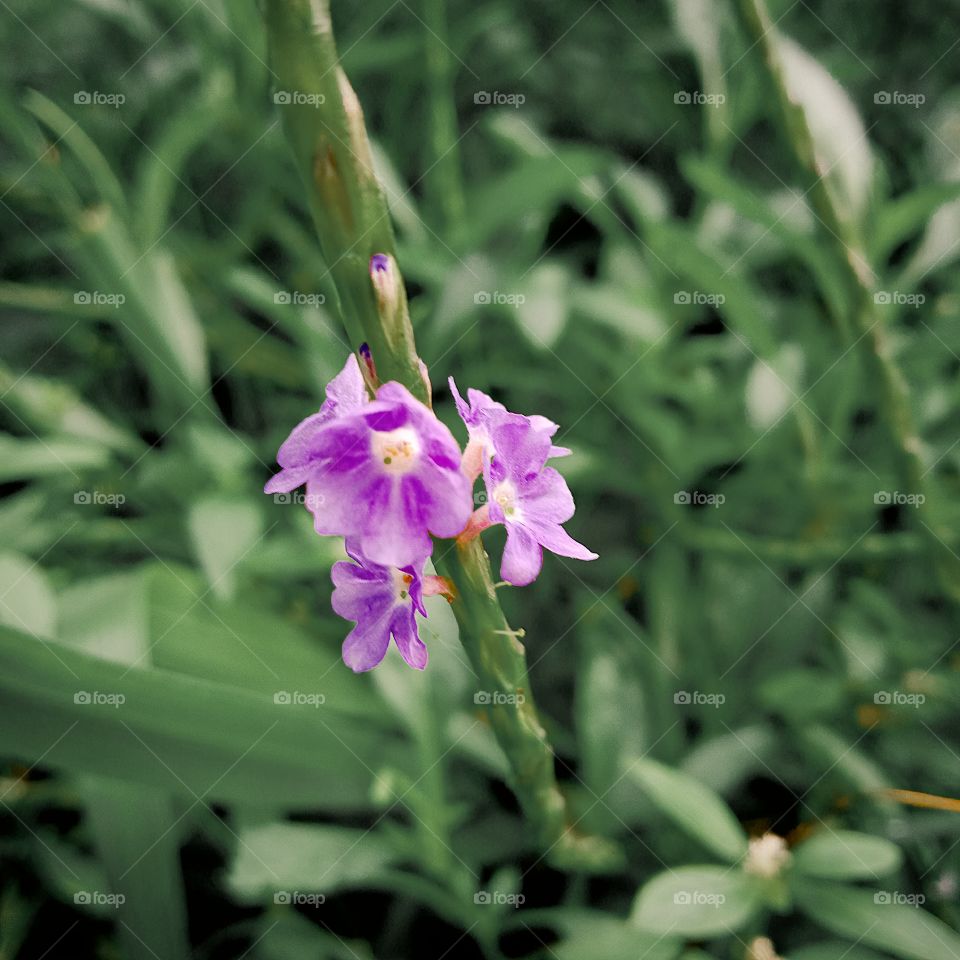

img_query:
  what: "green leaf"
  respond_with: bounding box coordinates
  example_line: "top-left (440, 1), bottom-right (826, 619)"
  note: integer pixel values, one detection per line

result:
top-left (626, 757), bottom-right (748, 862)
top-left (0, 363), bottom-right (142, 458)
top-left (516, 262), bottom-right (571, 350)
top-left (872, 182), bottom-right (960, 264)
top-left (144, 564), bottom-right (387, 723)
top-left (631, 866), bottom-right (762, 937)
top-left (787, 942), bottom-right (889, 960)
top-left (793, 878), bottom-right (960, 960)
top-left (680, 157), bottom-right (847, 316)
top-left (521, 909), bottom-right (682, 960)
top-left (0, 623), bottom-right (408, 808)
top-left (59, 571), bottom-right (148, 662)
top-left (745, 345), bottom-right (804, 431)
top-left (0, 551), bottom-right (56, 638)
top-left (673, 0), bottom-right (731, 146)
top-left (800, 726), bottom-right (894, 802)
top-left (792, 830), bottom-right (902, 880)
top-left (681, 725), bottom-right (776, 795)
top-left (0, 433), bottom-right (111, 482)
top-left (251, 911), bottom-right (377, 960)
top-left (757, 668), bottom-right (846, 723)
top-left (645, 220), bottom-right (777, 356)
top-left (24, 89), bottom-right (127, 214)
top-left (227, 822), bottom-right (395, 902)
top-left (576, 613), bottom-right (648, 828)
top-left (188, 496), bottom-right (265, 600)
top-left (77, 776), bottom-right (191, 960)
top-left (777, 37), bottom-right (874, 229)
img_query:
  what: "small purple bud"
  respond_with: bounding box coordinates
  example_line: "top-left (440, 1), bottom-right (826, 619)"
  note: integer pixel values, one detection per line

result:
top-left (358, 342), bottom-right (378, 385)
top-left (369, 253), bottom-right (405, 329)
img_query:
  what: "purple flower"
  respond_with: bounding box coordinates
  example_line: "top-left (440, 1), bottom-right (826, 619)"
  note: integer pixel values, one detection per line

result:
top-left (264, 354), bottom-right (369, 494)
top-left (448, 378), bottom-right (570, 477)
top-left (447, 377), bottom-right (594, 585)
top-left (482, 412), bottom-right (597, 587)
top-left (265, 359), bottom-right (471, 568)
top-left (332, 541), bottom-right (428, 671)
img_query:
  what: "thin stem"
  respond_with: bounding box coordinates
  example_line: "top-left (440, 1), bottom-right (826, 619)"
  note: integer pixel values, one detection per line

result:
top-left (263, 0), bottom-right (619, 871)
top-left (736, 0), bottom-right (960, 603)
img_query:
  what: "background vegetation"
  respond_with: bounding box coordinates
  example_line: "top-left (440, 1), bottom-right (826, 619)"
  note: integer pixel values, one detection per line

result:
top-left (2, 0), bottom-right (960, 957)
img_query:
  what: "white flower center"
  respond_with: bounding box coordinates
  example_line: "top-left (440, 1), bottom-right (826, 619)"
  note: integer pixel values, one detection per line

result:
top-left (492, 480), bottom-right (522, 521)
top-left (371, 427), bottom-right (420, 475)
top-left (390, 567), bottom-right (414, 603)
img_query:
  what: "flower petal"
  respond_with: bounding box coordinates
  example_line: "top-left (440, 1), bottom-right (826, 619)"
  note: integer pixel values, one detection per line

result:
top-left (330, 561), bottom-right (391, 620)
top-left (263, 463), bottom-right (314, 494)
top-left (530, 521), bottom-right (598, 562)
top-left (305, 459), bottom-right (379, 537)
top-left (488, 413), bottom-right (553, 481)
top-left (360, 477), bottom-right (433, 567)
top-left (321, 353), bottom-right (368, 419)
top-left (501, 523), bottom-right (543, 586)
top-left (447, 376), bottom-right (474, 426)
top-left (391, 607), bottom-right (428, 670)
top-left (519, 466), bottom-right (576, 525)
top-left (413, 468), bottom-right (472, 539)
top-left (342, 618), bottom-right (392, 672)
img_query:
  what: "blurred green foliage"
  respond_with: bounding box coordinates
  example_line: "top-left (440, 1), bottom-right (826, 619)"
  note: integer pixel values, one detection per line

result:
top-left (1, 0), bottom-right (960, 957)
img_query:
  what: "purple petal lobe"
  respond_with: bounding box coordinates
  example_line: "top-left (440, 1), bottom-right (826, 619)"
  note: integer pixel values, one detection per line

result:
top-left (390, 607), bottom-right (428, 670)
top-left (331, 545), bottom-right (429, 672)
top-left (520, 467), bottom-right (576, 525)
top-left (342, 620), bottom-right (392, 672)
top-left (529, 521), bottom-right (598, 561)
top-left (501, 524), bottom-right (543, 586)
top-left (360, 478), bottom-right (433, 567)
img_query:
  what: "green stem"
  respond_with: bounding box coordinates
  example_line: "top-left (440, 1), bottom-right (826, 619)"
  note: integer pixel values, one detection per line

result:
top-left (264, 0), bottom-right (425, 401)
top-left (262, 0), bottom-right (619, 871)
top-left (737, 0), bottom-right (960, 604)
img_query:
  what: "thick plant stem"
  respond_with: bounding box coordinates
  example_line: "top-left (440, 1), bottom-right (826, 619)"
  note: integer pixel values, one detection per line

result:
top-left (263, 0), bottom-right (619, 871)
top-left (264, 0), bottom-right (425, 402)
top-left (737, 0), bottom-right (960, 603)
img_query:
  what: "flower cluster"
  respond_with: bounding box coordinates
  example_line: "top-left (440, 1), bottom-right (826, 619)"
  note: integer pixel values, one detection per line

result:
top-left (265, 352), bottom-right (596, 672)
